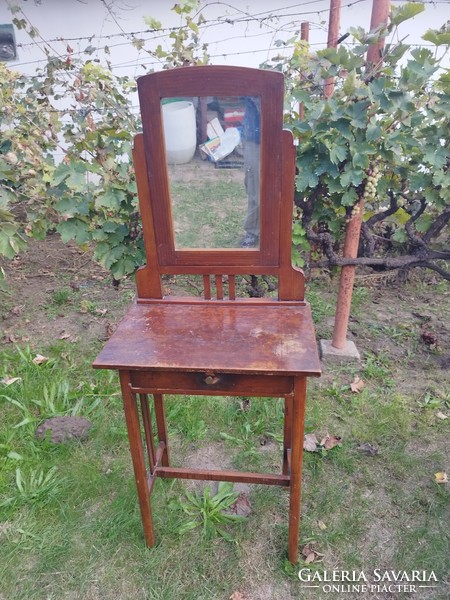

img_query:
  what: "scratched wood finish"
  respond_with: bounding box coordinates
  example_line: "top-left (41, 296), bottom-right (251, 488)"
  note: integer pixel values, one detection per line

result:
top-left (93, 65), bottom-right (321, 565)
top-left (129, 370), bottom-right (294, 397)
top-left (119, 371), bottom-right (155, 547)
top-left (139, 394), bottom-right (155, 472)
top-left (156, 467), bottom-right (290, 487)
top-left (93, 302), bottom-right (321, 376)
top-left (288, 377), bottom-right (308, 563)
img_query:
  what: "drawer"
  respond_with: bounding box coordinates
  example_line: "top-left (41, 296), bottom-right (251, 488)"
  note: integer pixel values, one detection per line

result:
top-left (129, 370), bottom-right (293, 397)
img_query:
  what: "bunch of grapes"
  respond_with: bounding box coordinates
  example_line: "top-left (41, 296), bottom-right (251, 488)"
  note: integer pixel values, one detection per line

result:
top-left (363, 163), bottom-right (381, 203)
top-left (129, 212), bottom-right (143, 242)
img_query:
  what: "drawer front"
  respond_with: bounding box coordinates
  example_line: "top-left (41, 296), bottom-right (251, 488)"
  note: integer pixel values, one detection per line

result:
top-left (129, 370), bottom-right (293, 397)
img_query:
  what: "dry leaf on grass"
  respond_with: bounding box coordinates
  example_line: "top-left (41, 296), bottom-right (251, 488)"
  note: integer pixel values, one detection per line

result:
top-left (229, 493), bottom-right (252, 517)
top-left (435, 472), bottom-right (448, 484)
top-left (304, 433), bottom-right (342, 452)
top-left (320, 434), bottom-right (342, 450)
top-left (356, 442), bottom-right (379, 456)
top-left (421, 326), bottom-right (438, 347)
top-left (105, 322), bottom-right (115, 338)
top-left (350, 376), bottom-right (365, 393)
top-left (230, 592), bottom-right (249, 600)
top-left (301, 542), bottom-right (324, 564)
top-left (1, 376), bottom-right (21, 386)
top-left (59, 331), bottom-right (71, 340)
top-left (32, 354), bottom-right (49, 365)
top-left (436, 412), bottom-right (448, 420)
top-left (240, 398), bottom-right (251, 411)
top-left (317, 520), bottom-right (327, 530)
top-left (303, 433), bottom-right (319, 452)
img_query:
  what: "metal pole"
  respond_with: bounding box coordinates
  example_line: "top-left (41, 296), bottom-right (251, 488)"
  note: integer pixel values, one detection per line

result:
top-left (331, 0), bottom-right (390, 349)
top-left (367, 0), bottom-right (391, 66)
top-left (298, 22), bottom-right (310, 120)
top-left (324, 0), bottom-right (341, 97)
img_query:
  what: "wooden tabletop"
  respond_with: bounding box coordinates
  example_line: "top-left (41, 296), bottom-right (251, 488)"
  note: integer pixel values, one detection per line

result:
top-left (93, 301), bottom-right (321, 377)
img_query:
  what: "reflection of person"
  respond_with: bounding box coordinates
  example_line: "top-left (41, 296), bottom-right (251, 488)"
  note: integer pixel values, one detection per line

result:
top-left (240, 97), bottom-right (261, 248)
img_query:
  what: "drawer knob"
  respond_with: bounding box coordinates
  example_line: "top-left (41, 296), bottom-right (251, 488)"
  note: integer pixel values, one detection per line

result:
top-left (204, 373), bottom-right (220, 385)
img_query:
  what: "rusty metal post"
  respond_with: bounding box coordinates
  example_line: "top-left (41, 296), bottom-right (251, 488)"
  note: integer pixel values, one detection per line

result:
top-left (301, 21), bottom-right (310, 42)
top-left (331, 0), bottom-right (390, 349)
top-left (331, 200), bottom-right (364, 348)
top-left (366, 0), bottom-right (391, 66)
top-left (324, 0), bottom-right (342, 98)
top-left (298, 22), bottom-right (310, 120)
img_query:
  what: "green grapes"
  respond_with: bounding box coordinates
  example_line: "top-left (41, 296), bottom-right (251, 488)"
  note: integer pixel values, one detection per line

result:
top-left (363, 163), bottom-right (381, 202)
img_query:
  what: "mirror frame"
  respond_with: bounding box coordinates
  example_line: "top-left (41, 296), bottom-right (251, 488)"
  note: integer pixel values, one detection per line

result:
top-left (137, 66), bottom-right (284, 269)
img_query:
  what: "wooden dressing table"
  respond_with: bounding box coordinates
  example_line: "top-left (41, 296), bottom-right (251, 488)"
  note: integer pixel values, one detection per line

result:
top-left (93, 65), bottom-right (321, 563)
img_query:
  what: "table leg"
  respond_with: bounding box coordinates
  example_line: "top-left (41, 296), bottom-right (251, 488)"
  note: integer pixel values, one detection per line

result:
top-left (139, 394), bottom-right (156, 472)
top-left (288, 377), bottom-right (307, 564)
top-left (283, 396), bottom-right (293, 475)
top-left (153, 393), bottom-right (170, 466)
top-left (119, 371), bottom-right (155, 547)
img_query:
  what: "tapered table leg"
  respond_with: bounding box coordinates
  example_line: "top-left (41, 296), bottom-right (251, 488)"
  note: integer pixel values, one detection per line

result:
top-left (288, 376), bottom-right (307, 563)
top-left (153, 393), bottom-right (170, 466)
top-left (119, 371), bottom-right (155, 547)
top-left (283, 396), bottom-right (293, 475)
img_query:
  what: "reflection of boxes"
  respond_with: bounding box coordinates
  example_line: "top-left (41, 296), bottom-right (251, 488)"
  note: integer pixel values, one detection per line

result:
top-left (199, 137), bottom-right (221, 160)
top-left (199, 128), bottom-right (241, 162)
top-left (206, 118), bottom-right (224, 140)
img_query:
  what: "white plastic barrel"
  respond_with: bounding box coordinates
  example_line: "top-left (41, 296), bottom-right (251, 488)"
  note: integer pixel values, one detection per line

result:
top-left (162, 101), bottom-right (196, 164)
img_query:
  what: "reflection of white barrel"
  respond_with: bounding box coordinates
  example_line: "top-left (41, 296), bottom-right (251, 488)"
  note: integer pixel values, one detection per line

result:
top-left (162, 101), bottom-right (196, 164)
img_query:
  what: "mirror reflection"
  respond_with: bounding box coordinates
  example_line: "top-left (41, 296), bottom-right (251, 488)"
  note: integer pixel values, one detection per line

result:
top-left (161, 96), bottom-right (261, 249)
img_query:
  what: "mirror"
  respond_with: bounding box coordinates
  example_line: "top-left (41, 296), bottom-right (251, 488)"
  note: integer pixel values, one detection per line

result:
top-left (161, 96), bottom-right (261, 250)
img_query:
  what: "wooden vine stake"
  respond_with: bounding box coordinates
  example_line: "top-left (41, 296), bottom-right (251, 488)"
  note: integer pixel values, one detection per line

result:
top-left (331, 0), bottom-right (391, 349)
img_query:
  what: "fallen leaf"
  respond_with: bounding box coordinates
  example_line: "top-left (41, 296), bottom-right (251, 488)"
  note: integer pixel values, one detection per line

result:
top-left (229, 493), bottom-right (252, 517)
top-left (356, 442), bottom-right (379, 456)
top-left (230, 592), bottom-right (249, 600)
top-left (303, 433), bottom-right (319, 452)
top-left (105, 322), bottom-right (115, 339)
top-left (1, 376), bottom-right (21, 386)
top-left (350, 376), bottom-right (365, 393)
top-left (301, 543), bottom-right (314, 558)
top-left (436, 412), bottom-right (448, 420)
top-left (301, 542), bottom-right (324, 563)
top-left (320, 434), bottom-right (342, 450)
top-left (317, 520), bottom-right (327, 530)
top-left (59, 331), bottom-right (71, 340)
top-left (421, 325), bottom-right (438, 347)
top-left (95, 308), bottom-right (108, 315)
top-left (32, 354), bottom-right (49, 365)
top-left (435, 472), bottom-right (448, 484)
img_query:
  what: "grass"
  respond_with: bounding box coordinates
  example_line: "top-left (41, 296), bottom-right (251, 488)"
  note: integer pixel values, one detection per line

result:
top-left (169, 162), bottom-right (248, 249)
top-left (0, 277), bottom-right (449, 599)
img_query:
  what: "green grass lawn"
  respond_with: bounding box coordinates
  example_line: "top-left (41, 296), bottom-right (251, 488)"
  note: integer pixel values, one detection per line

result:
top-left (1, 274), bottom-right (449, 600)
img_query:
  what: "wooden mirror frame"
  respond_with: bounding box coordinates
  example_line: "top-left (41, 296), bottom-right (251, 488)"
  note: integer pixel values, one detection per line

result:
top-left (137, 65), bottom-right (285, 269)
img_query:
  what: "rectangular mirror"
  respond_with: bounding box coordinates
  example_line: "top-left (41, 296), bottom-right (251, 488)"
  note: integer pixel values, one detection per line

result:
top-left (161, 96), bottom-right (261, 250)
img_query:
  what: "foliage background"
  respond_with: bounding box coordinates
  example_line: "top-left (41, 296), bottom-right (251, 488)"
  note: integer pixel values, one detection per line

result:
top-left (0, 1), bottom-right (449, 282)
